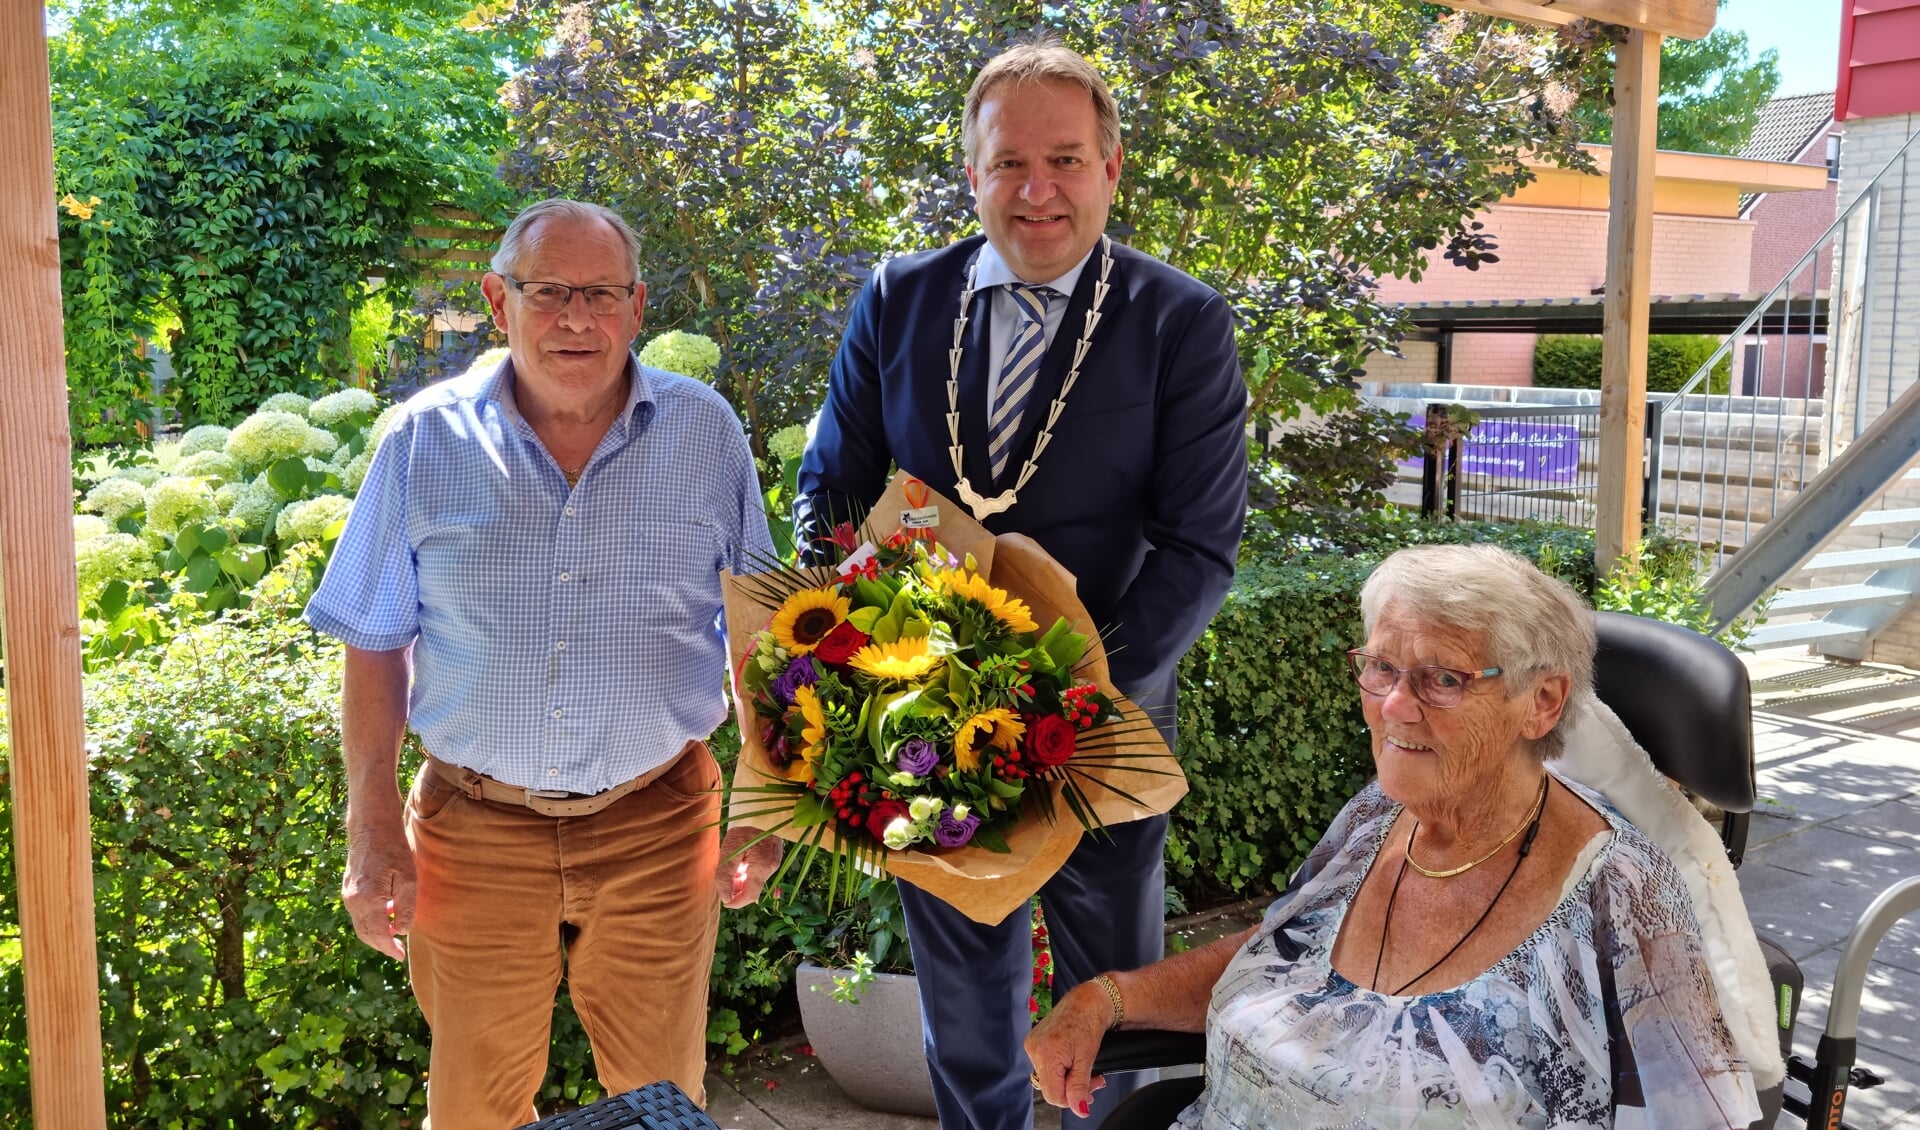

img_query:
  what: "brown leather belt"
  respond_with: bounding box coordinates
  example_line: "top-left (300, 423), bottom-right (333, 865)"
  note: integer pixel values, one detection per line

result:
top-left (426, 742), bottom-right (696, 818)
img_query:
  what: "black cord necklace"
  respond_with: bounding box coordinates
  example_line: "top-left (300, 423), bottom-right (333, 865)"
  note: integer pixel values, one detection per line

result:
top-left (1370, 775), bottom-right (1551, 996)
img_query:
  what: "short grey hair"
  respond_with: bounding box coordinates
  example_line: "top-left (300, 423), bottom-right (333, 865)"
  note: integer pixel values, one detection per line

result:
top-left (962, 34), bottom-right (1122, 165)
top-left (491, 199), bottom-right (642, 281)
top-left (1359, 543), bottom-right (1596, 762)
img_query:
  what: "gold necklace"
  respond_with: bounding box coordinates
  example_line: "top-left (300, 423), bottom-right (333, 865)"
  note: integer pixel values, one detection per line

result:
top-left (945, 236), bottom-right (1113, 521)
top-left (1404, 774), bottom-right (1550, 880)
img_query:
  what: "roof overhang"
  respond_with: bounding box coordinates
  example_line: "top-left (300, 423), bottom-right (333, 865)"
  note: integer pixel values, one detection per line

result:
top-left (1399, 291), bottom-right (1829, 337)
top-left (1430, 0), bottom-right (1715, 38)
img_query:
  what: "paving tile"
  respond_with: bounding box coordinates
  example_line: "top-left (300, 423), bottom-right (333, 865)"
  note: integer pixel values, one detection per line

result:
top-left (711, 1039), bottom-right (939, 1130)
top-left (1836, 796), bottom-right (1920, 851)
top-left (1743, 824), bottom-right (1920, 892)
top-left (1752, 740), bottom-right (1920, 823)
top-left (1741, 861), bottom-right (1917, 963)
top-left (1785, 946), bottom-right (1920, 1130)
top-left (1749, 809), bottom-right (1809, 850)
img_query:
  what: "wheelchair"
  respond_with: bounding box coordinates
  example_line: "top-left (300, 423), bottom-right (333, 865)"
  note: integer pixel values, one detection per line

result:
top-left (1089, 612), bottom-right (1920, 1130)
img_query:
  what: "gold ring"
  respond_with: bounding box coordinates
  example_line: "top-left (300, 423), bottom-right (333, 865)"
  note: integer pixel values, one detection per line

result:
top-left (1030, 1071), bottom-right (1043, 1090)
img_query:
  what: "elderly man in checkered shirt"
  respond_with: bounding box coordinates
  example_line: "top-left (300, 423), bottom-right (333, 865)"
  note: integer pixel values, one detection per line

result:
top-left (306, 198), bottom-right (780, 1129)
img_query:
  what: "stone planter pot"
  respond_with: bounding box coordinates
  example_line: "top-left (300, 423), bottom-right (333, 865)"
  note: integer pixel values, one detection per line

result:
top-left (795, 962), bottom-right (938, 1117)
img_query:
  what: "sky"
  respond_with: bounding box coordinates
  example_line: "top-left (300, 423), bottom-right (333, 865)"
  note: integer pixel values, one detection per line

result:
top-left (1715, 0), bottom-right (1844, 98)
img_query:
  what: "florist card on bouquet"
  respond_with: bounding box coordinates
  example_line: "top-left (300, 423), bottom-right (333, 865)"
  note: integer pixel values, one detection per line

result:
top-left (720, 472), bottom-right (1187, 925)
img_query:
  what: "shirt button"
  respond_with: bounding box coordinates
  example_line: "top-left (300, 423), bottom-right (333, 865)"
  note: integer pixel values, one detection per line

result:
top-left (548, 768), bottom-right (559, 778)
top-left (558, 571), bottom-right (572, 582)
top-left (554, 641), bottom-right (567, 651)
top-left (552, 708), bottom-right (564, 719)
top-left (564, 506), bottom-right (576, 517)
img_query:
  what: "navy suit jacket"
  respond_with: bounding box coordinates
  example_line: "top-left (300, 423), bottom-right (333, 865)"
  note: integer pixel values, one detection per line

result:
top-left (798, 235), bottom-right (1248, 695)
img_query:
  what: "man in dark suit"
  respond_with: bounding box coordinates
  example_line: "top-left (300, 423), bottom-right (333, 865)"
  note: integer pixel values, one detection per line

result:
top-left (794, 37), bottom-right (1248, 1130)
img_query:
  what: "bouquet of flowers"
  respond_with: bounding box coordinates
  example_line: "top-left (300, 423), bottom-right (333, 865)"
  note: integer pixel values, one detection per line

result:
top-left (722, 473), bottom-right (1186, 924)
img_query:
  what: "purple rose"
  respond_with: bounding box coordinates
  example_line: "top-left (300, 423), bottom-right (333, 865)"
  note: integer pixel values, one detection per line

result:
top-left (933, 810), bottom-right (980, 848)
top-left (895, 738), bottom-right (940, 777)
top-left (769, 656), bottom-right (818, 706)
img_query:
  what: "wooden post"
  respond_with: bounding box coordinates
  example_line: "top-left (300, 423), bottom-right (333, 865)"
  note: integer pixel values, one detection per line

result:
top-left (0, 1), bottom-right (109, 1125)
top-left (1595, 28), bottom-right (1662, 576)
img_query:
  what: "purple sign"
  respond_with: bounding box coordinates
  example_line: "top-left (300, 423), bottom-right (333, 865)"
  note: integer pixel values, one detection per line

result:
top-left (1401, 416), bottom-right (1582, 483)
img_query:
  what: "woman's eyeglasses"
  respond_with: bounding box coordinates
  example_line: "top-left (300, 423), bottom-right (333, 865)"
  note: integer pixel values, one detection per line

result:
top-left (1344, 649), bottom-right (1503, 709)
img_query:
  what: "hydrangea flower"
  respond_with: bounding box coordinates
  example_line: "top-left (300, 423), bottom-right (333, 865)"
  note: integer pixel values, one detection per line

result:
top-left (145, 476), bottom-right (220, 536)
top-left (638, 330), bottom-right (721, 382)
top-left (179, 424), bottom-right (233, 456)
top-left (225, 411), bottom-right (314, 470)
top-left (306, 426), bottom-right (341, 458)
top-left (223, 478), bottom-right (283, 532)
top-left (150, 440), bottom-right (183, 471)
top-left (768, 424), bottom-right (810, 465)
top-left (74, 532), bottom-right (154, 606)
top-left (73, 514), bottom-right (111, 542)
top-left (337, 450), bottom-right (373, 494)
top-left (275, 494), bottom-right (352, 545)
top-left (82, 477), bottom-right (148, 522)
top-left (111, 464), bottom-right (161, 487)
top-left (174, 450), bottom-right (240, 484)
top-left (258, 392), bottom-right (313, 416)
top-left (308, 388), bottom-right (379, 427)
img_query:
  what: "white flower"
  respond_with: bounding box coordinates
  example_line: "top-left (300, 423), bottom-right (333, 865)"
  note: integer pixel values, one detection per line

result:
top-left (638, 330), bottom-right (722, 382)
top-left (337, 450), bottom-right (373, 494)
top-left (274, 494), bottom-right (352, 545)
top-left (368, 404), bottom-right (407, 449)
top-left (308, 388), bottom-right (379, 427)
top-left (887, 771), bottom-right (922, 788)
top-left (111, 464), bottom-right (161, 487)
top-left (179, 424), bottom-right (232, 456)
top-left (225, 411), bottom-right (314, 470)
top-left (82, 477), bottom-right (148, 522)
top-left (908, 796), bottom-right (944, 823)
top-left (223, 477), bottom-right (282, 531)
top-left (881, 816), bottom-right (917, 851)
top-left (305, 427), bottom-right (340, 457)
top-left (258, 392), bottom-right (313, 417)
top-left (73, 514), bottom-right (111, 542)
top-left (145, 476), bottom-right (219, 536)
top-left (74, 532), bottom-right (154, 606)
top-left (950, 803), bottom-right (970, 823)
top-left (768, 423), bottom-right (809, 464)
top-left (151, 440), bottom-right (183, 471)
top-left (175, 450), bottom-right (240, 484)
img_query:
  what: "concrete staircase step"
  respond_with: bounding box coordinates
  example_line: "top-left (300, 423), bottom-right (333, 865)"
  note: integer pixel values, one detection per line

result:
top-left (1851, 508), bottom-right (1920, 528)
top-left (1744, 619), bottom-right (1871, 650)
top-left (1802, 546), bottom-right (1920, 571)
top-left (1765, 584), bottom-right (1910, 612)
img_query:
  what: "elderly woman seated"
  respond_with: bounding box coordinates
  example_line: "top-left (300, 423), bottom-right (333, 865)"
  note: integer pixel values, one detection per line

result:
top-left (1026, 544), bottom-right (1762, 1129)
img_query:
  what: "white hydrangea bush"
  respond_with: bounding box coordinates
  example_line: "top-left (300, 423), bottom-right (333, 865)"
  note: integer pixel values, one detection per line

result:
top-left (275, 495), bottom-right (353, 545)
top-left (175, 450), bottom-right (241, 484)
top-left (767, 424), bottom-right (809, 465)
top-left (638, 330), bottom-right (722, 382)
top-left (145, 476), bottom-right (220, 536)
top-left (75, 533), bottom-right (155, 605)
top-left (258, 392), bottom-right (313, 416)
top-left (308, 388), bottom-right (379, 427)
top-left (179, 424), bottom-right (233, 456)
top-left (83, 477), bottom-right (149, 522)
top-left (225, 411), bottom-right (315, 471)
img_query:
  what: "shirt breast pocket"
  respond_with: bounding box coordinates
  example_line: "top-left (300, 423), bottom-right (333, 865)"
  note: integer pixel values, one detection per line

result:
top-left (616, 515), bottom-right (728, 621)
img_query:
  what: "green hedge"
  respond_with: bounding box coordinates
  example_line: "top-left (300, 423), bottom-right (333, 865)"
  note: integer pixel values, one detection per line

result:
top-left (1533, 334), bottom-right (1733, 395)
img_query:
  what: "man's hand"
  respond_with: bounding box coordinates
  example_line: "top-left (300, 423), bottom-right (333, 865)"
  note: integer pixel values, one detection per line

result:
top-left (716, 824), bottom-right (782, 908)
top-left (1024, 982), bottom-right (1112, 1117)
top-left (343, 816), bottom-right (415, 960)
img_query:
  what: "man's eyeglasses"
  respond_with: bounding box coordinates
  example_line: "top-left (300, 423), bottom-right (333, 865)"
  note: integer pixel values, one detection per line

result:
top-left (504, 276), bottom-right (638, 316)
top-left (1344, 649), bottom-right (1503, 709)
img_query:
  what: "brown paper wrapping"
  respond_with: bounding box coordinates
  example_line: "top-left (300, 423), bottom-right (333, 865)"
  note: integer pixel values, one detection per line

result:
top-left (721, 471), bottom-right (1188, 925)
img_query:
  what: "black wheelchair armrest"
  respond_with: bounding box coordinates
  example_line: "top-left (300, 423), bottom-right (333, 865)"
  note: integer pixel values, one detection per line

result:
top-left (1091, 1029), bottom-right (1208, 1075)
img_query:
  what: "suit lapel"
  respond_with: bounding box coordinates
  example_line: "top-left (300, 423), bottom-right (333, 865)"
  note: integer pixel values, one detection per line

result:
top-left (954, 248), bottom-right (998, 492)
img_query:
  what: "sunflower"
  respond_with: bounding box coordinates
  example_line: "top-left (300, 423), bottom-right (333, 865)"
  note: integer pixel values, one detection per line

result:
top-left (935, 569), bottom-right (1038, 633)
top-left (770, 587), bottom-right (850, 655)
top-left (848, 636), bottom-right (945, 681)
top-left (786, 684), bottom-right (829, 785)
top-left (953, 708), bottom-right (1026, 772)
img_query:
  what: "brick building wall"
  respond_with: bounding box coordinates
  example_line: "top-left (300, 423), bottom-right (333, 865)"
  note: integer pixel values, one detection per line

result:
top-left (1370, 204), bottom-right (1754, 385)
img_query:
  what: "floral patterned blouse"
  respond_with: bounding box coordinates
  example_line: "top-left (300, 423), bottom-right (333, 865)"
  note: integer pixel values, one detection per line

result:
top-left (1176, 779), bottom-right (1760, 1130)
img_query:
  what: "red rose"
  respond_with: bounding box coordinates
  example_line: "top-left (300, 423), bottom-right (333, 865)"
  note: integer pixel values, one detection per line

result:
top-left (1025, 714), bottom-right (1077, 769)
top-left (866, 798), bottom-right (911, 842)
top-left (814, 621), bottom-right (870, 666)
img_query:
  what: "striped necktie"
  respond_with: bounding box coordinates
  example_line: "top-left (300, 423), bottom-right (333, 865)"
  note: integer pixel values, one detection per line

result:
top-left (987, 284), bottom-right (1053, 481)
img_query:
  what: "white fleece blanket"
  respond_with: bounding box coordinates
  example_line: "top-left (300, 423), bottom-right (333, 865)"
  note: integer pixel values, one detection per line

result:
top-left (1556, 696), bottom-right (1786, 1089)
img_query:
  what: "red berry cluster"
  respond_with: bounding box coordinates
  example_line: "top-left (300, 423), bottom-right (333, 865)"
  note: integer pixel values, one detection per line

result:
top-left (1061, 684), bottom-right (1102, 729)
top-left (991, 744), bottom-right (1032, 781)
top-left (1029, 915), bottom-right (1053, 1015)
top-left (828, 771), bottom-right (887, 826)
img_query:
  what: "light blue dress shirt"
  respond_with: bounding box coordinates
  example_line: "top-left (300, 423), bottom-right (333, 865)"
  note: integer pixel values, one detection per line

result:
top-left (305, 354), bottom-right (775, 793)
top-left (973, 242), bottom-right (1096, 405)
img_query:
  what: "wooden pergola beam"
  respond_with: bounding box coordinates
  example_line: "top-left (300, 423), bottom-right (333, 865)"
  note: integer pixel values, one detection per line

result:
top-left (0, 0), bottom-right (108, 1125)
top-left (1436, 0), bottom-right (1714, 38)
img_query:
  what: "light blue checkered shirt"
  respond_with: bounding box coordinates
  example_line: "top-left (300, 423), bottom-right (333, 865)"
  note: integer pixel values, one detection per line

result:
top-left (305, 354), bottom-right (774, 793)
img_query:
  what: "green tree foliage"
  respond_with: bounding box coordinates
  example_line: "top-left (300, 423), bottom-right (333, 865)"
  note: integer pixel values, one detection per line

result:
top-left (502, 0), bottom-right (1603, 457)
top-left (1572, 3), bottom-right (1782, 155)
top-left (49, 0), bottom-right (523, 442)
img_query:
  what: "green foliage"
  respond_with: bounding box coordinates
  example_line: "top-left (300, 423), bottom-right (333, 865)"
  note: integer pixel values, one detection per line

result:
top-left (1572, 4), bottom-right (1782, 156)
top-left (49, 0), bottom-right (523, 440)
top-left (503, 1), bottom-right (1603, 453)
top-left (1533, 333), bottom-right (1733, 395)
top-left (1244, 408), bottom-right (1423, 552)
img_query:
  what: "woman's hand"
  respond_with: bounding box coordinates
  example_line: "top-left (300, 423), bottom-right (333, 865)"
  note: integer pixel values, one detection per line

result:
top-left (1024, 981), bottom-right (1113, 1116)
